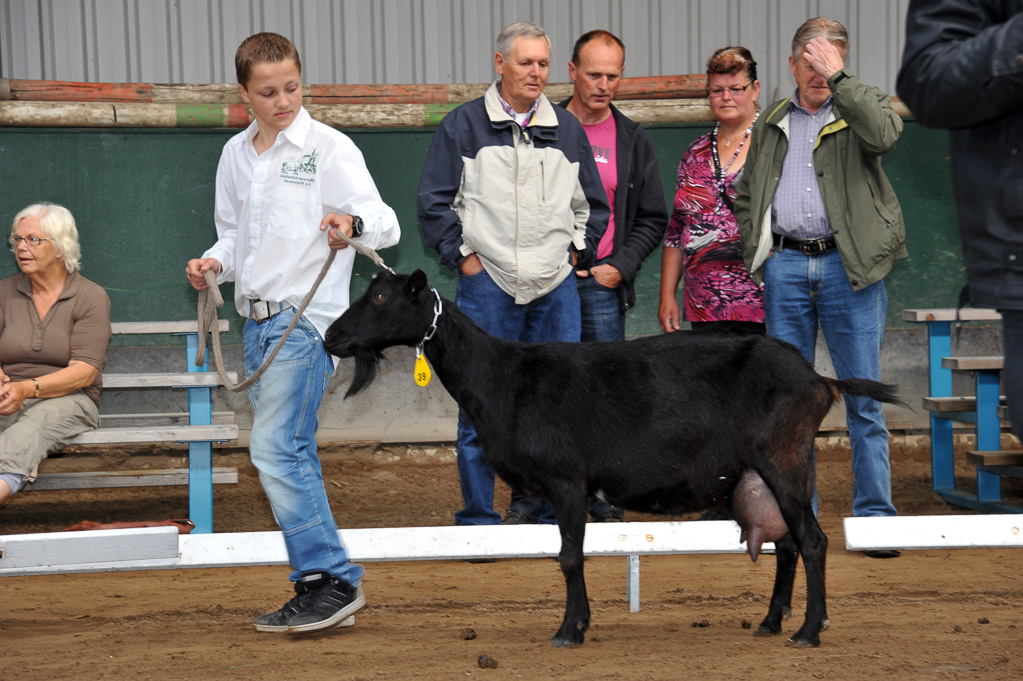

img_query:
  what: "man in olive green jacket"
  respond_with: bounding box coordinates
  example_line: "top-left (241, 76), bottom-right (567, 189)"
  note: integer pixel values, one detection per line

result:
top-left (733, 18), bottom-right (906, 552)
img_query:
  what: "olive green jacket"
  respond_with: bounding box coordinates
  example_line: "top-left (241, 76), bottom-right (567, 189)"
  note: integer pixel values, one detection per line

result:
top-left (734, 69), bottom-right (907, 290)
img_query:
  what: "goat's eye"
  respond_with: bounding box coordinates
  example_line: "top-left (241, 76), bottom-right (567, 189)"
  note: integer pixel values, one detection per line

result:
top-left (372, 292), bottom-right (387, 305)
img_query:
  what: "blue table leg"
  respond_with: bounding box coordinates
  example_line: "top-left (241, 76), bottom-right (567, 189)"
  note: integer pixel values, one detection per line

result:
top-left (927, 322), bottom-right (955, 491)
top-left (184, 333), bottom-right (214, 534)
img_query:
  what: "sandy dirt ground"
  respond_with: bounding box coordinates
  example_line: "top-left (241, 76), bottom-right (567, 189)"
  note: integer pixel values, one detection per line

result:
top-left (2, 439), bottom-right (1022, 681)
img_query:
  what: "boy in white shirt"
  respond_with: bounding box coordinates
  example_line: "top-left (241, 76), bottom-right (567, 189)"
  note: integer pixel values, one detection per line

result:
top-left (185, 32), bottom-right (399, 634)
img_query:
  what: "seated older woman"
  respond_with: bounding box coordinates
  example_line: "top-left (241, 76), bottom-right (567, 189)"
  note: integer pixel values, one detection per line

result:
top-left (0, 203), bottom-right (111, 504)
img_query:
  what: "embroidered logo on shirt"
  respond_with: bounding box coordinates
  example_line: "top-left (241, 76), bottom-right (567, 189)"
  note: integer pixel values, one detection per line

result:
top-left (592, 145), bottom-right (611, 164)
top-left (280, 149), bottom-right (318, 186)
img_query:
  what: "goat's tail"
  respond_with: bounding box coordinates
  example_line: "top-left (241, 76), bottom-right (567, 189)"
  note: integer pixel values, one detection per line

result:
top-left (827, 377), bottom-right (909, 409)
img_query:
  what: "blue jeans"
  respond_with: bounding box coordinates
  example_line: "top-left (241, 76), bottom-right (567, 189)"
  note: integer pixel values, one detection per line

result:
top-left (1001, 309), bottom-right (1023, 441)
top-left (763, 247), bottom-right (896, 518)
top-left (577, 273), bottom-right (625, 343)
top-left (453, 268), bottom-right (581, 525)
top-left (244, 309), bottom-right (364, 585)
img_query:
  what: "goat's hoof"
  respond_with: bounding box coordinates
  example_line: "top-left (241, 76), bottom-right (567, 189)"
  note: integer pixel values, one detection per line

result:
top-left (549, 636), bottom-right (582, 648)
top-left (785, 636), bottom-right (821, 648)
top-left (754, 624), bottom-right (781, 637)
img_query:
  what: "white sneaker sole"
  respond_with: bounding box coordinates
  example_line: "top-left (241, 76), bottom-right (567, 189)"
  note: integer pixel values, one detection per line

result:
top-left (255, 615), bottom-right (354, 633)
top-left (287, 586), bottom-right (366, 634)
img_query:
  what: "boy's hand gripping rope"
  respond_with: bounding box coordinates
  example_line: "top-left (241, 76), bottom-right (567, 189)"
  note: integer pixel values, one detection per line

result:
top-left (194, 230), bottom-right (395, 392)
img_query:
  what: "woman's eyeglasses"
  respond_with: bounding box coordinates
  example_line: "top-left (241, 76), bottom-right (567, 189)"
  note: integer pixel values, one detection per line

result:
top-left (8, 235), bottom-right (54, 249)
top-left (708, 81), bottom-right (754, 98)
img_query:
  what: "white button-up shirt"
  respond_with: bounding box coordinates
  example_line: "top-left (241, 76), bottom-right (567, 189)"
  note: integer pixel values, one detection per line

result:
top-left (203, 107), bottom-right (399, 342)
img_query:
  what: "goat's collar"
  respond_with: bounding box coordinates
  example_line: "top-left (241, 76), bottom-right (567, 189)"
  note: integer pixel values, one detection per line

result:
top-left (415, 286), bottom-right (443, 355)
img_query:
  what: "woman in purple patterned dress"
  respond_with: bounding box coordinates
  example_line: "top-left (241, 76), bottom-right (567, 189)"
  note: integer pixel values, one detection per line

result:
top-left (659, 46), bottom-right (765, 334)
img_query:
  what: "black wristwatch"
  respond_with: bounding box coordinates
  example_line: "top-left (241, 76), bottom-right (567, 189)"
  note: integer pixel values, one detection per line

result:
top-left (350, 215), bottom-right (364, 238)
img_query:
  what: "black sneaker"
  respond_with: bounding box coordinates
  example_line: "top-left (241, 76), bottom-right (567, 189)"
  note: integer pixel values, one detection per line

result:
top-left (501, 509), bottom-right (536, 525)
top-left (254, 572), bottom-right (365, 634)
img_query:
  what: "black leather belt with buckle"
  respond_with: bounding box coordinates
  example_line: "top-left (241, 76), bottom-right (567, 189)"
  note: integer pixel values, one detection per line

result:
top-left (249, 300), bottom-right (292, 323)
top-left (773, 233), bottom-right (837, 255)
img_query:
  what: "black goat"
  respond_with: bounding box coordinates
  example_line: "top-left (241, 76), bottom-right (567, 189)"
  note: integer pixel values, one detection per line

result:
top-left (325, 270), bottom-right (903, 649)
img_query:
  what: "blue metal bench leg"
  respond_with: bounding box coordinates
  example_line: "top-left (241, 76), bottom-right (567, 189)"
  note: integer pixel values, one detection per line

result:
top-left (185, 333), bottom-right (215, 534)
top-left (927, 322), bottom-right (955, 492)
top-left (931, 416), bottom-right (955, 491)
top-left (975, 369), bottom-right (1002, 503)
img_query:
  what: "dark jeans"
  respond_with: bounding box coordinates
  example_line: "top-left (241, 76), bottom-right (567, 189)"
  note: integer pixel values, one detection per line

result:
top-left (1001, 309), bottom-right (1023, 441)
top-left (454, 268), bottom-right (581, 525)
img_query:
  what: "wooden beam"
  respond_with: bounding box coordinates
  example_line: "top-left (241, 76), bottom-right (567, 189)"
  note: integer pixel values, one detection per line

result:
top-left (0, 521), bottom-right (767, 577)
top-left (96, 411), bottom-right (235, 428)
top-left (70, 423), bottom-right (238, 445)
top-left (111, 320), bottom-right (229, 335)
top-left (25, 467), bottom-right (238, 491)
top-left (902, 308), bottom-right (1002, 323)
top-left (941, 356), bottom-right (1004, 371)
top-left (102, 372), bottom-right (238, 389)
top-left (0, 526), bottom-right (179, 571)
top-left (844, 515), bottom-right (1023, 550)
top-left (966, 450), bottom-right (1023, 467)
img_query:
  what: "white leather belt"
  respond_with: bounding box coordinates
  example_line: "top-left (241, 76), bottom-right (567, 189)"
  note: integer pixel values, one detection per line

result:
top-left (249, 299), bottom-right (292, 323)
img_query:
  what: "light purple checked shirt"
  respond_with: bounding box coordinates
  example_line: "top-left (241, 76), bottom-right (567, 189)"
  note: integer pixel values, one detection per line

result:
top-left (771, 93), bottom-right (834, 240)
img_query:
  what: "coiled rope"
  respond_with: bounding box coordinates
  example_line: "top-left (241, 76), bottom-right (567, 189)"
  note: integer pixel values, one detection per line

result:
top-left (194, 230), bottom-right (394, 392)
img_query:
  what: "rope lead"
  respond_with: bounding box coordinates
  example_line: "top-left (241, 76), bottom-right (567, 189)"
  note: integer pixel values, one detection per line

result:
top-left (195, 229), bottom-right (394, 392)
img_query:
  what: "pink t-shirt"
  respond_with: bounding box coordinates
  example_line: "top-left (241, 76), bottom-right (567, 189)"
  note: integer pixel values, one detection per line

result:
top-left (582, 114), bottom-right (617, 260)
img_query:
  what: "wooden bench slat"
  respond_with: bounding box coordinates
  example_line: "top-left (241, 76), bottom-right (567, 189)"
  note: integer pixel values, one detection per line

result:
top-left (26, 467), bottom-right (239, 491)
top-left (965, 450), bottom-right (1023, 467)
top-left (71, 424), bottom-right (238, 445)
top-left (102, 372), bottom-right (238, 389)
top-left (940, 356), bottom-right (1004, 371)
top-left (110, 320), bottom-right (229, 335)
top-left (902, 309), bottom-right (1002, 323)
top-left (921, 396), bottom-right (1006, 412)
top-left (97, 411), bottom-right (235, 428)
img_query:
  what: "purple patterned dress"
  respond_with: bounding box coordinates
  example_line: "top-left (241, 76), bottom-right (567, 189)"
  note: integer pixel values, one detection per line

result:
top-left (664, 133), bottom-right (765, 323)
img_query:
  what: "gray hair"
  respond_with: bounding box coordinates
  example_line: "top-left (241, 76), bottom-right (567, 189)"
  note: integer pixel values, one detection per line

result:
top-left (791, 17), bottom-right (849, 59)
top-left (11, 202), bottom-right (81, 272)
top-left (496, 21), bottom-right (550, 58)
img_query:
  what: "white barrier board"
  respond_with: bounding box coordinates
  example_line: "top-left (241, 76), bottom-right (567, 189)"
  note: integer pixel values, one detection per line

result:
top-left (0, 521), bottom-right (761, 577)
top-left (844, 514), bottom-right (1023, 550)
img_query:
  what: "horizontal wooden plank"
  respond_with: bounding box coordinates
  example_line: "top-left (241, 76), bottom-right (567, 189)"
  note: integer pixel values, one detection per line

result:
top-left (26, 467), bottom-right (238, 491)
top-left (70, 423), bottom-right (237, 445)
top-left (97, 411), bottom-right (235, 428)
top-left (0, 521), bottom-right (771, 576)
top-left (102, 372), bottom-right (238, 389)
top-left (965, 450), bottom-right (1023, 467)
top-left (844, 514), bottom-right (1023, 550)
top-left (0, 526), bottom-right (180, 570)
top-left (922, 396), bottom-right (977, 412)
top-left (902, 308), bottom-right (1002, 322)
top-left (941, 356), bottom-right (1003, 371)
top-left (110, 320), bottom-right (229, 335)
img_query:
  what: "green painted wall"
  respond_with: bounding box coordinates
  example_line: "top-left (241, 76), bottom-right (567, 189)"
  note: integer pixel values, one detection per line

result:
top-left (0, 120), bottom-right (959, 344)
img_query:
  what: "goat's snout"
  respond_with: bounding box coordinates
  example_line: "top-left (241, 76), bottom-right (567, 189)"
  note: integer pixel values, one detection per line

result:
top-left (323, 324), bottom-right (352, 358)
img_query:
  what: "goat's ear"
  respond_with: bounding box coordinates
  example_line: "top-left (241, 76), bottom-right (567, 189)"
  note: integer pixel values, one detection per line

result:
top-left (406, 269), bottom-right (428, 299)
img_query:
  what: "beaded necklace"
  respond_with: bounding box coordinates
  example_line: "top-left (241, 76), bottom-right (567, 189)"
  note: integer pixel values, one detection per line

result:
top-left (710, 111), bottom-right (759, 214)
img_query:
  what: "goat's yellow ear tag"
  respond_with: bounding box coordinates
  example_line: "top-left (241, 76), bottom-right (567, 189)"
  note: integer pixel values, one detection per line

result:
top-left (414, 351), bottom-right (431, 387)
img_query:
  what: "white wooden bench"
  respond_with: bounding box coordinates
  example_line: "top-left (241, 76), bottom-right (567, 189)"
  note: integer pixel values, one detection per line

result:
top-left (23, 321), bottom-right (240, 533)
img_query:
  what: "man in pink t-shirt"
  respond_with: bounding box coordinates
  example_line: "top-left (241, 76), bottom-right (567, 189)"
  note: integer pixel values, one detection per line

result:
top-left (561, 30), bottom-right (668, 521)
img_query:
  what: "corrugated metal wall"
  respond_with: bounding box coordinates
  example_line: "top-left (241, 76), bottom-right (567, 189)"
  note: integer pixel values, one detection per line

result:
top-left (2, 0), bottom-right (909, 100)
